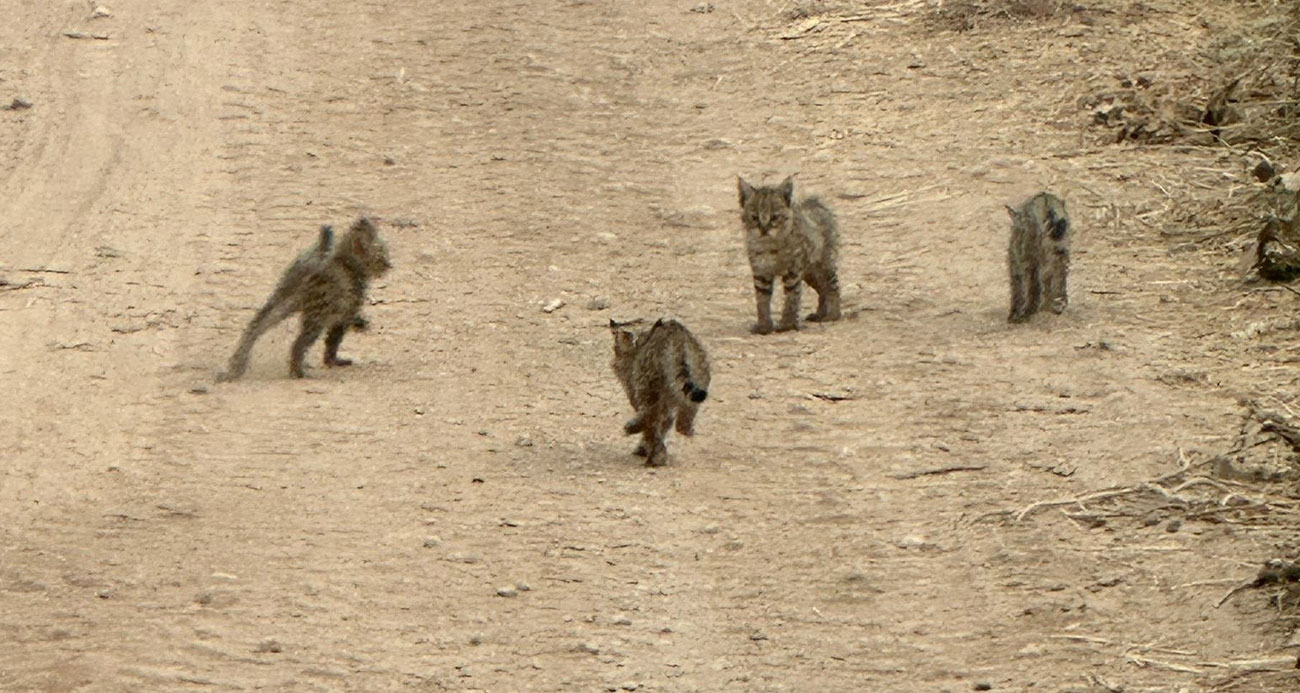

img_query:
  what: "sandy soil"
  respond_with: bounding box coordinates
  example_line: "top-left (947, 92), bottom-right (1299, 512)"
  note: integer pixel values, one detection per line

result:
top-left (3, 1), bottom-right (1298, 691)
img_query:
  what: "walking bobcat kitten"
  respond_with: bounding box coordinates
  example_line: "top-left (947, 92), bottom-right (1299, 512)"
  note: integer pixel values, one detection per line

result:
top-left (218, 217), bottom-right (391, 381)
top-left (737, 175), bottom-right (842, 334)
top-left (609, 318), bottom-right (711, 467)
top-left (1006, 192), bottom-right (1070, 323)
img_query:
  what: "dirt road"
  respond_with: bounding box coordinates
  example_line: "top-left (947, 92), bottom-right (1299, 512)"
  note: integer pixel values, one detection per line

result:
top-left (3, 1), bottom-right (1296, 691)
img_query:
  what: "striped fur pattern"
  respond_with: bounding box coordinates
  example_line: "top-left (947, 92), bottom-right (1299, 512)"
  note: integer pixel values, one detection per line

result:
top-left (218, 217), bottom-right (391, 381)
top-left (1007, 192), bottom-right (1070, 323)
top-left (738, 176), bottom-right (842, 334)
top-left (610, 318), bottom-right (711, 467)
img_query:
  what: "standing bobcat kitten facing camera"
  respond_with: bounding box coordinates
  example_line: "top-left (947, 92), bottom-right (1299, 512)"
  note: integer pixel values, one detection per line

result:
top-left (1007, 192), bottom-right (1070, 323)
top-left (218, 217), bottom-right (391, 381)
top-left (610, 318), bottom-right (711, 467)
top-left (738, 175), bottom-right (842, 334)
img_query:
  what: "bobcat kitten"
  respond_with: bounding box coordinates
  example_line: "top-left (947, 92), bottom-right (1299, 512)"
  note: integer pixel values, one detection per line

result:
top-left (737, 175), bottom-right (842, 334)
top-left (1006, 192), bottom-right (1070, 323)
top-left (609, 318), bottom-right (711, 467)
top-left (218, 217), bottom-right (392, 381)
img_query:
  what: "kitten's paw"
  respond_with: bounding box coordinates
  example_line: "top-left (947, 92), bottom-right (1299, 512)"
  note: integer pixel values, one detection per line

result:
top-left (632, 443), bottom-right (648, 457)
top-left (624, 416), bottom-right (645, 434)
top-left (644, 452), bottom-right (668, 467)
top-left (1049, 300), bottom-right (1068, 314)
top-left (750, 322), bottom-right (774, 335)
top-left (808, 309), bottom-right (841, 323)
top-left (326, 357), bottom-right (354, 368)
top-left (1007, 312), bottom-right (1031, 324)
top-left (351, 316), bottom-right (370, 332)
top-left (774, 321), bottom-right (799, 333)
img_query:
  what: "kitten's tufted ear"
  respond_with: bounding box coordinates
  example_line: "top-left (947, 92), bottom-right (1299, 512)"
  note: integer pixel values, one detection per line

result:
top-left (777, 176), bottom-right (794, 205)
top-left (738, 177), bottom-right (756, 206)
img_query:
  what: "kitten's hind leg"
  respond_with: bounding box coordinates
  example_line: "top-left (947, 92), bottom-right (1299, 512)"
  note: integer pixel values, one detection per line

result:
top-left (805, 267), bottom-right (842, 322)
top-left (624, 414), bottom-right (645, 434)
top-left (323, 321), bottom-right (353, 367)
top-left (642, 410), bottom-right (671, 467)
top-left (1008, 269), bottom-right (1032, 323)
top-left (290, 317), bottom-right (327, 378)
top-left (1046, 260), bottom-right (1069, 314)
top-left (1025, 266), bottom-right (1043, 316)
top-left (675, 403), bottom-right (698, 436)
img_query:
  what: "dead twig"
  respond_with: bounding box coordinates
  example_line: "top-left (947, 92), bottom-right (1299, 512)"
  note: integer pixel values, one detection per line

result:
top-left (890, 464), bottom-right (987, 480)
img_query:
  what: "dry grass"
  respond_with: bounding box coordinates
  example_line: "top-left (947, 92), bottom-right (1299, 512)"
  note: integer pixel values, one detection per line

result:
top-left (1087, 6), bottom-right (1300, 153)
top-left (927, 0), bottom-right (1085, 31)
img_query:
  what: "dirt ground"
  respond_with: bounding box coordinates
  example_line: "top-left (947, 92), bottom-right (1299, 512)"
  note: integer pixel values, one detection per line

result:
top-left (3, 0), bottom-right (1300, 691)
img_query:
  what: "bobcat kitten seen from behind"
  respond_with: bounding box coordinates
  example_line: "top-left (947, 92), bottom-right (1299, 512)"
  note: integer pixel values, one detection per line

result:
top-left (610, 318), bottom-right (711, 467)
top-left (218, 217), bottom-right (392, 381)
top-left (738, 175), bottom-right (842, 334)
top-left (1006, 192), bottom-right (1070, 323)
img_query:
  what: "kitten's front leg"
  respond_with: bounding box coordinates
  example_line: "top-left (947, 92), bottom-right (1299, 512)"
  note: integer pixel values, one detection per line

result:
top-left (751, 274), bottom-right (775, 334)
top-left (777, 274), bottom-right (802, 332)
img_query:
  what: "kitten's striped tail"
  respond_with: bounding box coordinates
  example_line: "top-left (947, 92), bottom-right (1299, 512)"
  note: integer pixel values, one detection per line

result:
top-left (679, 347), bottom-right (709, 403)
top-left (682, 374), bottom-right (708, 403)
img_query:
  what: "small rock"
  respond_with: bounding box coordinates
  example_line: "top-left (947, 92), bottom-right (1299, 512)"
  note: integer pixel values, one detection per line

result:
top-left (421, 538), bottom-right (441, 549)
top-left (586, 295), bottom-right (611, 311)
top-left (542, 298), bottom-right (565, 313)
top-left (516, 582), bottom-right (532, 592)
top-left (496, 586), bottom-right (519, 598)
top-left (973, 683), bottom-right (992, 691)
top-left (469, 634), bottom-right (484, 645)
top-left (515, 436), bottom-right (534, 448)
top-left (91, 6), bottom-right (112, 18)
top-left (189, 385), bottom-right (209, 395)
top-left (255, 639), bottom-right (283, 654)
top-left (1253, 159), bottom-right (1277, 183)
top-left (1165, 520), bottom-right (1181, 533)
top-left (689, 2), bottom-right (713, 13)
top-left (578, 642), bottom-right (600, 655)
top-left (620, 683), bottom-right (641, 691)
top-left (7, 97), bottom-right (32, 110)
top-left (95, 588), bottom-right (114, 599)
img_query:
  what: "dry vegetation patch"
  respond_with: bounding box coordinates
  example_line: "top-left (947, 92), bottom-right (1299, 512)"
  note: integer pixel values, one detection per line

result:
top-left (926, 0), bottom-right (1091, 31)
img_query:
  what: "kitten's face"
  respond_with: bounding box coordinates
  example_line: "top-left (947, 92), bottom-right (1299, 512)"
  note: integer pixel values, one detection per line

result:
top-left (610, 320), bottom-right (641, 359)
top-left (612, 329), bottom-right (638, 359)
top-left (350, 218), bottom-right (393, 277)
top-left (739, 177), bottom-right (795, 237)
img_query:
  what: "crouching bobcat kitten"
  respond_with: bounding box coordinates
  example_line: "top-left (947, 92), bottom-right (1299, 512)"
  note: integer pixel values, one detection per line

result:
top-left (218, 217), bottom-right (392, 381)
top-left (1006, 192), bottom-right (1070, 323)
top-left (738, 175), bottom-right (842, 334)
top-left (609, 318), bottom-right (711, 467)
